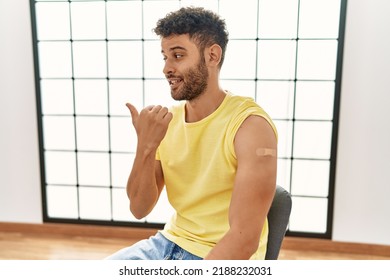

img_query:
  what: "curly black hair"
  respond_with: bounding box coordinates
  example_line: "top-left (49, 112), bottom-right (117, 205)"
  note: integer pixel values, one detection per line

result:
top-left (153, 7), bottom-right (229, 67)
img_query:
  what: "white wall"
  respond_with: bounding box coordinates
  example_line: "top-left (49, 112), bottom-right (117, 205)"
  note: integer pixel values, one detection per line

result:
top-left (0, 0), bottom-right (42, 223)
top-left (333, 0), bottom-right (390, 245)
top-left (1, 0), bottom-right (389, 246)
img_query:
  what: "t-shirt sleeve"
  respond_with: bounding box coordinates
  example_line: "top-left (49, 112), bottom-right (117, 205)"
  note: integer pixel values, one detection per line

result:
top-left (226, 99), bottom-right (278, 159)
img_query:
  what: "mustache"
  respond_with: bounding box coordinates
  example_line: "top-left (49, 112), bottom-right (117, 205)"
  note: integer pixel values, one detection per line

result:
top-left (166, 74), bottom-right (182, 79)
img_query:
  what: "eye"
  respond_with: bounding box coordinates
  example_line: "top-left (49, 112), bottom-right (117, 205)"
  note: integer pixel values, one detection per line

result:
top-left (162, 56), bottom-right (167, 61)
top-left (174, 53), bottom-right (183, 59)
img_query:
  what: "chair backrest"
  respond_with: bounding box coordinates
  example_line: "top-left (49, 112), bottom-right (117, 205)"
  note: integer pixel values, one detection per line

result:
top-left (265, 185), bottom-right (292, 260)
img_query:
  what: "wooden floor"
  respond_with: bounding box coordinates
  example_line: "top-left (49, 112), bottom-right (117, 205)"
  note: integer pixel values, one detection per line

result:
top-left (0, 222), bottom-right (389, 260)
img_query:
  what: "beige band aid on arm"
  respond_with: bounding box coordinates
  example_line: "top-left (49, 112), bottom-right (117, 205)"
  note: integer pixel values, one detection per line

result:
top-left (256, 148), bottom-right (277, 157)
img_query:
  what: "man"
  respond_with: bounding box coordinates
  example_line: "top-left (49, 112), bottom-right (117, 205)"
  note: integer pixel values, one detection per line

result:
top-left (107, 6), bottom-right (277, 260)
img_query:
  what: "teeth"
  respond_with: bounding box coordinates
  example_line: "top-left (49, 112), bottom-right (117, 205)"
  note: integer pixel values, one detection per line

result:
top-left (169, 79), bottom-right (182, 85)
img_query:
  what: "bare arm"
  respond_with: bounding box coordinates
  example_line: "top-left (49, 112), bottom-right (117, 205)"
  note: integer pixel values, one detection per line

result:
top-left (126, 103), bottom-right (172, 219)
top-left (204, 115), bottom-right (277, 259)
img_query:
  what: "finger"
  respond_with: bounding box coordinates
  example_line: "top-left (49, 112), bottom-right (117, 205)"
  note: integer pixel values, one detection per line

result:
top-left (156, 106), bottom-right (169, 119)
top-left (125, 103), bottom-right (139, 120)
top-left (150, 105), bottom-right (163, 114)
top-left (163, 112), bottom-right (173, 124)
top-left (144, 105), bottom-right (155, 111)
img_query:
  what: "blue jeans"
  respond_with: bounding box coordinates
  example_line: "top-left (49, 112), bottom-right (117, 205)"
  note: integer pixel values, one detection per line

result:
top-left (105, 232), bottom-right (203, 260)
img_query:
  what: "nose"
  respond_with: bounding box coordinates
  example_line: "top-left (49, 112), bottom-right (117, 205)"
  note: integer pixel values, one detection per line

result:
top-left (163, 59), bottom-right (174, 76)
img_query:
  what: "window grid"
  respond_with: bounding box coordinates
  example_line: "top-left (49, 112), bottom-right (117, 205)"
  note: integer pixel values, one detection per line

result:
top-left (31, 0), bottom-right (347, 238)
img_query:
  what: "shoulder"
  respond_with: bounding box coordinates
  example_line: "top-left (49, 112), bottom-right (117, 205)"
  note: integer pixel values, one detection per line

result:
top-left (167, 102), bottom-right (185, 123)
top-left (225, 93), bottom-right (278, 140)
top-left (169, 101), bottom-right (185, 114)
top-left (235, 115), bottom-right (277, 151)
top-left (225, 93), bottom-right (256, 109)
top-left (226, 94), bottom-right (273, 122)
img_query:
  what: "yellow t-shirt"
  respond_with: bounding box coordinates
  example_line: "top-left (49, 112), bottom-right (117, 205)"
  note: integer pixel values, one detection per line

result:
top-left (156, 93), bottom-right (277, 259)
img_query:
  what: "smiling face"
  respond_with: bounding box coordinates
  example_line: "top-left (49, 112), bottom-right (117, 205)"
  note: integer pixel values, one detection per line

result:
top-left (161, 34), bottom-right (209, 101)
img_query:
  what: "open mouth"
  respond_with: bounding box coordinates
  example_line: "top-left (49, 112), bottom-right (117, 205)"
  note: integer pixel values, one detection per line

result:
top-left (168, 77), bottom-right (183, 89)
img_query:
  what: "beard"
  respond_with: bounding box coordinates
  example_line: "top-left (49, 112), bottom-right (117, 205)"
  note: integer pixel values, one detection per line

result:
top-left (168, 57), bottom-right (209, 101)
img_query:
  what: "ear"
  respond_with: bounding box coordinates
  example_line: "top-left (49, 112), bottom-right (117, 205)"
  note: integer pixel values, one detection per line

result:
top-left (205, 44), bottom-right (222, 67)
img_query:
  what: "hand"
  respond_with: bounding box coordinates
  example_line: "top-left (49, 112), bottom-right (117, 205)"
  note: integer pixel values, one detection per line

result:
top-left (126, 103), bottom-right (173, 150)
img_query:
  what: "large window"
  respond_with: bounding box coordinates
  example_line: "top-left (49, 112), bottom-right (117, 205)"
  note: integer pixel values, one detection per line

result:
top-left (31, 0), bottom-right (347, 238)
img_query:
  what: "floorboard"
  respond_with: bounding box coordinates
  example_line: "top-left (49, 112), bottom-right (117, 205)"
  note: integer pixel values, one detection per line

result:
top-left (0, 223), bottom-right (389, 260)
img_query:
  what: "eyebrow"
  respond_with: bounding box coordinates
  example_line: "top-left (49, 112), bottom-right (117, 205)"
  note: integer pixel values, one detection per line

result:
top-left (161, 46), bottom-right (187, 54)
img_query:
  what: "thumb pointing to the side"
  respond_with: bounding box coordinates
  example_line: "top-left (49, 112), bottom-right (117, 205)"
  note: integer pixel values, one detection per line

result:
top-left (126, 103), bottom-right (139, 123)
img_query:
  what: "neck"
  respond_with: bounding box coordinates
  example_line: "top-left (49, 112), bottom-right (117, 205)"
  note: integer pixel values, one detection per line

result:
top-left (185, 83), bottom-right (226, 123)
